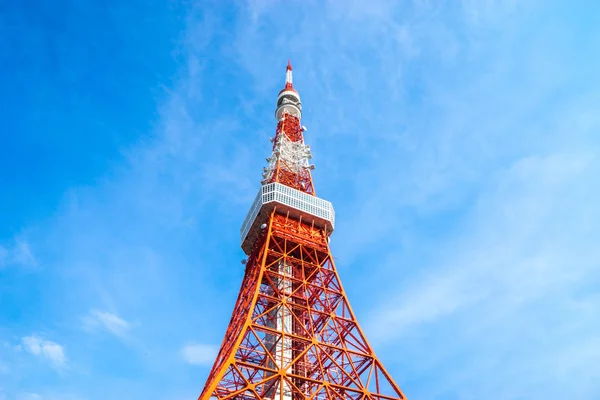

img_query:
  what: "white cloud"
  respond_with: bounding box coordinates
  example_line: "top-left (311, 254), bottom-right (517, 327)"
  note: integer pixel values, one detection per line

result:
top-left (461, 0), bottom-right (521, 25)
top-left (0, 245), bottom-right (7, 265)
top-left (17, 393), bottom-right (86, 400)
top-left (17, 394), bottom-right (42, 400)
top-left (369, 148), bottom-right (600, 324)
top-left (22, 336), bottom-right (66, 370)
top-left (0, 238), bottom-right (36, 268)
top-left (364, 147), bottom-right (600, 398)
top-left (82, 310), bottom-right (131, 339)
top-left (180, 343), bottom-right (217, 366)
top-left (2, 1), bottom-right (598, 399)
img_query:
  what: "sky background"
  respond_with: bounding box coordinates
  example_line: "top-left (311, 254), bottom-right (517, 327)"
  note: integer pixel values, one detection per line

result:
top-left (1, 0), bottom-right (599, 399)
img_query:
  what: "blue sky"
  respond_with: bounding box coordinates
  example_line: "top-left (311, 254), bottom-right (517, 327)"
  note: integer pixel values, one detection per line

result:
top-left (1, 0), bottom-right (599, 399)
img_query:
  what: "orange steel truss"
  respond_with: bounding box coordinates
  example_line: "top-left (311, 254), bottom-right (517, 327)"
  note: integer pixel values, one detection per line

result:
top-left (199, 212), bottom-right (406, 400)
top-left (198, 61), bottom-right (406, 400)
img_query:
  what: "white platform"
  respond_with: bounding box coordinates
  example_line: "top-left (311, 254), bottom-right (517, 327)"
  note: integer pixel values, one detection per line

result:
top-left (240, 182), bottom-right (335, 255)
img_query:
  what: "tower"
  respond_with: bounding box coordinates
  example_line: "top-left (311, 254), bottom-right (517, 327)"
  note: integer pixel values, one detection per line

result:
top-left (198, 61), bottom-right (407, 400)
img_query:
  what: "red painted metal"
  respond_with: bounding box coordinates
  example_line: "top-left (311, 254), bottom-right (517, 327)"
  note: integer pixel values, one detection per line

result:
top-left (198, 63), bottom-right (407, 400)
top-left (268, 114), bottom-right (315, 196)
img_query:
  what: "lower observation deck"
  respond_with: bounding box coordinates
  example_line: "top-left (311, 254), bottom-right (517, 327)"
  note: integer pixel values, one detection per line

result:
top-left (240, 182), bottom-right (335, 255)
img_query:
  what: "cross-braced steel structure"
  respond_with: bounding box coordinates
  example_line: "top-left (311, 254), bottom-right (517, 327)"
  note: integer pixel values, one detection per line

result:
top-left (198, 61), bottom-right (407, 400)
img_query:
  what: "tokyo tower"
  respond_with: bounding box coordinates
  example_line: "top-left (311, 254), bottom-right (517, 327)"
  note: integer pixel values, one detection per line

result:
top-left (198, 61), bottom-right (407, 400)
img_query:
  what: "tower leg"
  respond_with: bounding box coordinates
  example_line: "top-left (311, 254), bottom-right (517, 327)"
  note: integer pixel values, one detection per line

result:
top-left (265, 261), bottom-right (292, 400)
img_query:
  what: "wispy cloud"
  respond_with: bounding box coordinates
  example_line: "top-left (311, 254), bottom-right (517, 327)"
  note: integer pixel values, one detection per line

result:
top-left (21, 336), bottom-right (66, 370)
top-left (16, 393), bottom-right (86, 400)
top-left (225, 1), bottom-right (600, 399)
top-left (17, 394), bottom-right (42, 400)
top-left (82, 310), bottom-right (132, 339)
top-left (364, 148), bottom-right (600, 397)
top-left (180, 343), bottom-right (217, 366)
top-left (0, 238), bottom-right (36, 268)
top-left (16, 394), bottom-right (42, 400)
top-left (371, 149), bottom-right (600, 327)
top-left (2, 1), bottom-right (599, 399)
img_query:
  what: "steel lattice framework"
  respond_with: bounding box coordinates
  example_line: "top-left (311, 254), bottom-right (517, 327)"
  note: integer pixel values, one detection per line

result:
top-left (198, 62), bottom-right (407, 400)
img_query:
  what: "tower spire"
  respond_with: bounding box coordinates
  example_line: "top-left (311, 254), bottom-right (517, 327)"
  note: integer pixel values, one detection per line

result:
top-left (279, 60), bottom-right (299, 100)
top-left (285, 59), bottom-right (293, 89)
top-left (260, 61), bottom-right (314, 198)
top-left (198, 62), bottom-right (408, 400)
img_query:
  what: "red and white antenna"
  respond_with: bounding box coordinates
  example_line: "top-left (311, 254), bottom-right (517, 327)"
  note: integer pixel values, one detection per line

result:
top-left (260, 61), bottom-right (314, 197)
top-left (284, 59), bottom-right (293, 90)
top-left (276, 60), bottom-right (301, 120)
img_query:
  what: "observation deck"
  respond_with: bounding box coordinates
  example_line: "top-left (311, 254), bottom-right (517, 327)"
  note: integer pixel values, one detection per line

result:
top-left (240, 182), bottom-right (335, 255)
